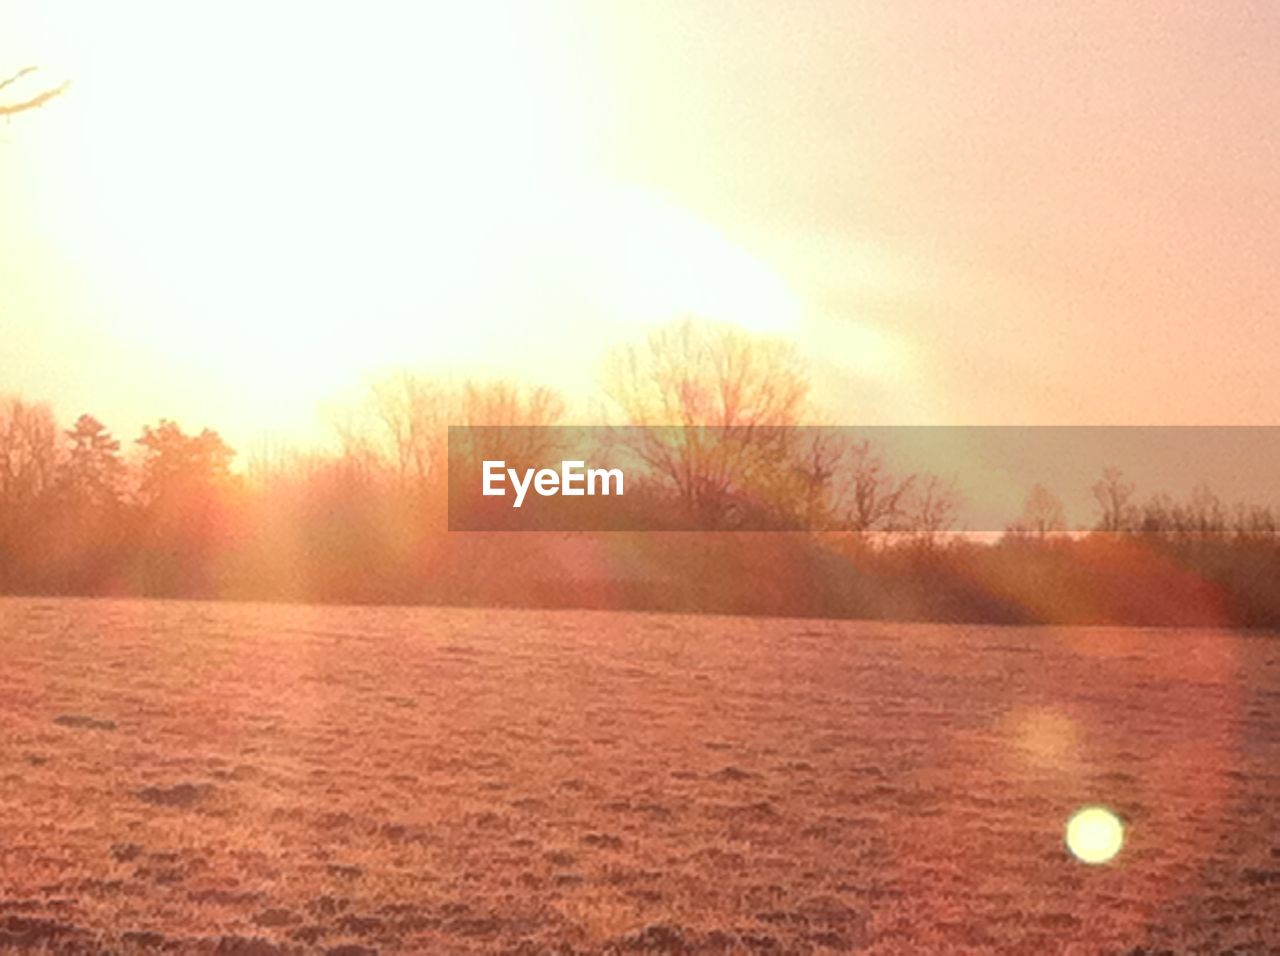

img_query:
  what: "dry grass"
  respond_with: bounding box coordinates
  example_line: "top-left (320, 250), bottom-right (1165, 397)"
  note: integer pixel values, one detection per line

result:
top-left (1, 598), bottom-right (1278, 953)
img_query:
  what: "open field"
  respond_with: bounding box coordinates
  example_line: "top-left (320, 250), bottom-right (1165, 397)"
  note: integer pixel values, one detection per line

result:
top-left (1, 598), bottom-right (1279, 953)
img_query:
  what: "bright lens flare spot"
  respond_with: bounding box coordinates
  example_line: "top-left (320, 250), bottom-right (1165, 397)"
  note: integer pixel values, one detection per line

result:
top-left (1065, 806), bottom-right (1125, 864)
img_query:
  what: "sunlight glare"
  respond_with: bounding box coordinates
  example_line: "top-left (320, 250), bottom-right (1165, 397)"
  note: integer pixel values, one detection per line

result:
top-left (568, 183), bottom-right (802, 335)
top-left (1065, 806), bottom-right (1124, 865)
top-left (9, 1), bottom-right (803, 430)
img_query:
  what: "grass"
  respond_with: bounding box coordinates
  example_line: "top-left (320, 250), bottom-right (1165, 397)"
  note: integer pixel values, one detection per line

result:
top-left (1, 598), bottom-right (1278, 953)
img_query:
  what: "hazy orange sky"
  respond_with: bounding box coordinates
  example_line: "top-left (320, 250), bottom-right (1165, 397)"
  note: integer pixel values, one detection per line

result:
top-left (3, 1), bottom-right (1278, 453)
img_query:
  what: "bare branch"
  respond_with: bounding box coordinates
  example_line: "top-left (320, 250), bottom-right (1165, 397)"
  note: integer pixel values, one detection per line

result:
top-left (0, 67), bottom-right (38, 95)
top-left (0, 67), bottom-right (71, 117)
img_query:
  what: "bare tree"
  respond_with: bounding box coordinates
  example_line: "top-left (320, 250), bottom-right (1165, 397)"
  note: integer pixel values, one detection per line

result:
top-left (450, 380), bottom-right (568, 487)
top-left (370, 372), bottom-right (442, 492)
top-left (0, 398), bottom-right (61, 587)
top-left (0, 397), bottom-right (59, 515)
top-left (781, 430), bottom-right (847, 529)
top-left (1010, 483), bottom-right (1066, 539)
top-left (1092, 467), bottom-right (1136, 532)
top-left (1184, 482), bottom-right (1227, 536)
top-left (1231, 501), bottom-right (1277, 539)
top-left (903, 473), bottom-right (960, 545)
top-left (838, 438), bottom-right (916, 532)
top-left (605, 318), bottom-right (808, 430)
top-left (336, 373), bottom-right (567, 499)
top-left (0, 67), bottom-right (70, 117)
top-left (603, 318), bottom-right (809, 526)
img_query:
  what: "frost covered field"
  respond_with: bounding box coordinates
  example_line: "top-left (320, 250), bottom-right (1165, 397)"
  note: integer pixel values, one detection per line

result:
top-left (1, 598), bottom-right (1279, 953)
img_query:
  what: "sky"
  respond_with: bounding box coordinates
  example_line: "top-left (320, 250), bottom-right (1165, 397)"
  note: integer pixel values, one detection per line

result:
top-left (2, 1), bottom-right (1278, 456)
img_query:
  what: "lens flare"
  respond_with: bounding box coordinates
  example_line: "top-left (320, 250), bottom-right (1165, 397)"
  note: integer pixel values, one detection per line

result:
top-left (1065, 806), bottom-right (1124, 864)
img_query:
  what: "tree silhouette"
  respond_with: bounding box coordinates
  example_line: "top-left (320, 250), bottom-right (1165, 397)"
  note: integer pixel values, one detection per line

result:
top-left (903, 473), bottom-right (960, 545)
top-left (1092, 467), bottom-right (1136, 532)
top-left (604, 318), bottom-right (809, 526)
top-left (136, 421), bottom-right (235, 507)
top-left (61, 415), bottom-right (125, 508)
top-left (840, 439), bottom-right (916, 532)
top-left (1011, 483), bottom-right (1066, 539)
top-left (0, 398), bottom-right (60, 589)
top-left (0, 397), bottom-right (58, 517)
top-left (135, 421), bottom-right (239, 596)
top-left (1, 375), bottom-right (1279, 625)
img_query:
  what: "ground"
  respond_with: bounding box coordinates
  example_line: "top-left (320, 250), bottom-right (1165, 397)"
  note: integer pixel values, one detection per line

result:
top-left (1, 598), bottom-right (1279, 953)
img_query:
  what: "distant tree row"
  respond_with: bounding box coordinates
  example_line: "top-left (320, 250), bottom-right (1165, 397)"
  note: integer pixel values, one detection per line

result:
top-left (1004, 469), bottom-right (1278, 541)
top-left (2, 318), bottom-right (1278, 625)
top-left (0, 400), bottom-right (240, 594)
top-left (594, 320), bottom-right (953, 534)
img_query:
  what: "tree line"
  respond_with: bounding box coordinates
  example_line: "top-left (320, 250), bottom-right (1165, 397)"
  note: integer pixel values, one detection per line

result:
top-left (3, 318), bottom-right (1278, 626)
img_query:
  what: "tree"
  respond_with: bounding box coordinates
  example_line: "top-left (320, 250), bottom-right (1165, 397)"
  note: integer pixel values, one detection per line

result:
top-left (1011, 483), bottom-right (1066, 539)
top-left (0, 397), bottom-right (59, 517)
top-left (1092, 467), bottom-right (1136, 532)
top-left (603, 318), bottom-right (809, 526)
top-left (361, 372), bottom-right (441, 492)
top-left (136, 420), bottom-right (235, 507)
top-left (605, 318), bottom-right (808, 430)
top-left (0, 398), bottom-right (60, 588)
top-left (1137, 491), bottom-right (1175, 534)
top-left (0, 67), bottom-right (70, 117)
top-left (449, 380), bottom-right (567, 479)
top-left (1184, 482), bottom-right (1227, 536)
top-left (134, 421), bottom-right (239, 595)
top-left (61, 414), bottom-right (125, 508)
top-left (338, 373), bottom-right (567, 505)
top-left (903, 473), bottom-right (960, 546)
top-left (780, 431), bottom-right (847, 529)
top-left (38, 415), bottom-right (130, 591)
top-left (839, 439), bottom-right (917, 532)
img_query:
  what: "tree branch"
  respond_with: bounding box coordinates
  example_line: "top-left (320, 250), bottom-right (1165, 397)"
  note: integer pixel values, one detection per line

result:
top-left (0, 67), bottom-right (71, 116)
top-left (0, 67), bottom-right (38, 95)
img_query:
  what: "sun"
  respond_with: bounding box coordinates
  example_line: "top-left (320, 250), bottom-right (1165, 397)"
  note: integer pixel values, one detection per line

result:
top-left (7, 3), bottom-right (804, 444)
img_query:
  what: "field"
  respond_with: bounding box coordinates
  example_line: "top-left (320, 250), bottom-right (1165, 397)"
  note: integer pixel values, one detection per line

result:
top-left (1, 598), bottom-right (1279, 954)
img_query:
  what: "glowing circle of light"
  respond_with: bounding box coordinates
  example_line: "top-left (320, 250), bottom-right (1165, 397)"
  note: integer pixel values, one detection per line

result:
top-left (1065, 806), bottom-right (1125, 864)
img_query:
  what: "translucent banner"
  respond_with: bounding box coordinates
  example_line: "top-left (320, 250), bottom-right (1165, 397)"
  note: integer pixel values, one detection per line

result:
top-left (447, 426), bottom-right (1280, 533)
